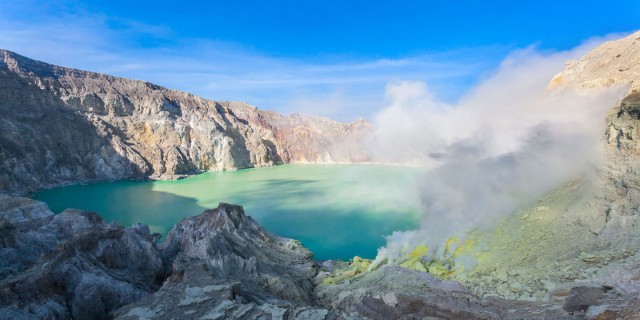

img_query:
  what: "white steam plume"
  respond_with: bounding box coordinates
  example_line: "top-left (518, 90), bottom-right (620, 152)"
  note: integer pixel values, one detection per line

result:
top-left (371, 41), bottom-right (627, 266)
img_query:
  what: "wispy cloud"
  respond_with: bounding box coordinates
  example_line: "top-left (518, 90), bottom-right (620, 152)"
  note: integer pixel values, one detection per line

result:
top-left (0, 2), bottom-right (506, 121)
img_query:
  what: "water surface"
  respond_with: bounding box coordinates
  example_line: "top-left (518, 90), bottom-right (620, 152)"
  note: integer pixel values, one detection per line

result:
top-left (35, 164), bottom-right (422, 260)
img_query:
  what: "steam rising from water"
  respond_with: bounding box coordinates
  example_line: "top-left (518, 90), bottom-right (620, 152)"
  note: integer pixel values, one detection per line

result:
top-left (371, 41), bottom-right (626, 265)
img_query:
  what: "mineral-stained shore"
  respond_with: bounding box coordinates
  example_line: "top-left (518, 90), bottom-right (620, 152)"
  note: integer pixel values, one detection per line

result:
top-left (3, 31), bottom-right (640, 319)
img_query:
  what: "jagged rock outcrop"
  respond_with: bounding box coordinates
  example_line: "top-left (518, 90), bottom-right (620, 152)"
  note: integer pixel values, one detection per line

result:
top-left (159, 203), bottom-right (316, 304)
top-left (317, 265), bottom-right (508, 319)
top-left (0, 195), bottom-right (169, 319)
top-left (0, 198), bottom-right (321, 319)
top-left (0, 49), bottom-right (372, 195)
top-left (115, 203), bottom-right (321, 319)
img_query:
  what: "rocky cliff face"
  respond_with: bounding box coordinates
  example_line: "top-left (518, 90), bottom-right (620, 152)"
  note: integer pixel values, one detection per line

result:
top-left (548, 31), bottom-right (640, 93)
top-left (547, 31), bottom-right (640, 241)
top-left (0, 50), bottom-right (372, 195)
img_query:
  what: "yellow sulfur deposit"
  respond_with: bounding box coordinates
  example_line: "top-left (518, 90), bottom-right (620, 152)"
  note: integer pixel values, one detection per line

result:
top-left (323, 236), bottom-right (480, 286)
top-left (445, 236), bottom-right (459, 256)
top-left (399, 258), bottom-right (428, 272)
top-left (399, 244), bottom-right (430, 271)
top-left (409, 244), bottom-right (429, 259)
top-left (427, 261), bottom-right (450, 277)
top-left (322, 256), bottom-right (372, 285)
top-left (452, 237), bottom-right (476, 259)
top-left (396, 236), bottom-right (479, 278)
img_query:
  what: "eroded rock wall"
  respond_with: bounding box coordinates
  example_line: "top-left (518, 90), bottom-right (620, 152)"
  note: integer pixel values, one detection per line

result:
top-left (0, 50), bottom-right (372, 195)
top-left (548, 31), bottom-right (640, 243)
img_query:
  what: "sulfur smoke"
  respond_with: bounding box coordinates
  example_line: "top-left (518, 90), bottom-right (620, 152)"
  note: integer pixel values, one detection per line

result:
top-left (370, 41), bottom-right (627, 266)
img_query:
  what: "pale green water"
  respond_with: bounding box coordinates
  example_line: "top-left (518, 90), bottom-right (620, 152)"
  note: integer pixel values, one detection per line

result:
top-left (35, 164), bottom-right (423, 260)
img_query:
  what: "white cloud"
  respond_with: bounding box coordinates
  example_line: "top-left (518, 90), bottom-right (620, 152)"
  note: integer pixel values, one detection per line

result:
top-left (0, 2), bottom-right (502, 121)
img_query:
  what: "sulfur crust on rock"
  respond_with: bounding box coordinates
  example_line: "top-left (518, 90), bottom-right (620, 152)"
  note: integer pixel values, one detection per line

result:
top-left (322, 256), bottom-right (372, 285)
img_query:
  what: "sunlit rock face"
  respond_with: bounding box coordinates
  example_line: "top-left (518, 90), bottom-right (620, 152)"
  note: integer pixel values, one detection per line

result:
top-left (0, 49), bottom-right (372, 195)
top-left (548, 31), bottom-right (640, 94)
top-left (548, 31), bottom-right (640, 239)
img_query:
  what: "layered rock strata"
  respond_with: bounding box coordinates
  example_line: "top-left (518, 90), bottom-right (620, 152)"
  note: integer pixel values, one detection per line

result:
top-left (0, 49), bottom-right (372, 195)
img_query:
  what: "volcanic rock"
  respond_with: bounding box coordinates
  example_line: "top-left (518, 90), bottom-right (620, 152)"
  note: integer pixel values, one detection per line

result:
top-left (0, 200), bottom-right (320, 319)
top-left (0, 196), bottom-right (168, 319)
top-left (0, 49), bottom-right (372, 195)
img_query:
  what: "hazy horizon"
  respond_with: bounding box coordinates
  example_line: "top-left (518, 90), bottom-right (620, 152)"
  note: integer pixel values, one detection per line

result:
top-left (1, 1), bottom-right (638, 121)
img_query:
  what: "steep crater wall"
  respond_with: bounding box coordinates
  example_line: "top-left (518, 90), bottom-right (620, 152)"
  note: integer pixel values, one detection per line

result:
top-left (0, 50), bottom-right (372, 195)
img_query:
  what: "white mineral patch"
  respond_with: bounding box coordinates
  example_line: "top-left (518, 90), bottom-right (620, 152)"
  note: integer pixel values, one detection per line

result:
top-left (179, 285), bottom-right (231, 306)
top-left (200, 300), bottom-right (234, 320)
top-left (382, 292), bottom-right (399, 307)
top-left (124, 306), bottom-right (163, 320)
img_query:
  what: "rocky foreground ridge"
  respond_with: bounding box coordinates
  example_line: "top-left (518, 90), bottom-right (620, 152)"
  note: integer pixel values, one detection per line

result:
top-left (0, 49), bottom-right (372, 195)
top-left (3, 196), bottom-right (638, 319)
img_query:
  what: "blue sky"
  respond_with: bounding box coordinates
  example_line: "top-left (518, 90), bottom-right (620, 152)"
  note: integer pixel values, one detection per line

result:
top-left (0, 1), bottom-right (638, 120)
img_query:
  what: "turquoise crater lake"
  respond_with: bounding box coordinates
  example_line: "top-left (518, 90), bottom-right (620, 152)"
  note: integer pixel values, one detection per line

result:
top-left (35, 164), bottom-right (422, 260)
